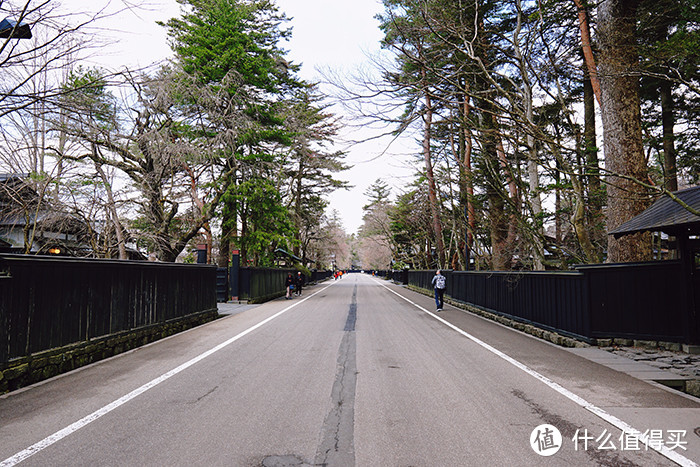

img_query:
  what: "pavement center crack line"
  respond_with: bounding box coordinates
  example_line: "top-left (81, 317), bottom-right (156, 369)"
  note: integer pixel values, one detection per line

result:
top-left (344, 284), bottom-right (357, 332)
top-left (315, 283), bottom-right (358, 466)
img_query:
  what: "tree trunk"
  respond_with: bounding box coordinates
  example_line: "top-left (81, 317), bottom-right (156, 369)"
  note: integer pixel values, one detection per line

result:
top-left (421, 86), bottom-right (445, 268)
top-left (293, 156), bottom-right (305, 258)
top-left (497, 137), bottom-right (519, 263)
top-left (218, 166), bottom-right (237, 267)
top-left (660, 80), bottom-right (677, 192)
top-left (184, 163), bottom-right (213, 263)
top-left (464, 129), bottom-right (475, 269)
top-left (488, 186), bottom-right (510, 270)
top-left (583, 58), bottom-right (605, 256)
top-left (93, 156), bottom-right (127, 260)
top-left (480, 110), bottom-right (511, 270)
top-left (598, 0), bottom-right (651, 262)
top-left (453, 115), bottom-right (466, 270)
top-left (551, 142), bottom-right (601, 263)
top-left (574, 0), bottom-right (603, 107)
top-left (462, 91), bottom-right (475, 270)
top-left (515, 0), bottom-right (544, 270)
top-left (555, 159), bottom-right (562, 247)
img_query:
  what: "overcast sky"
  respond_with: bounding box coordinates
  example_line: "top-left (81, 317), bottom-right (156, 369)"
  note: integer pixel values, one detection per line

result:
top-left (62, 0), bottom-right (417, 234)
top-left (281, 0), bottom-right (419, 234)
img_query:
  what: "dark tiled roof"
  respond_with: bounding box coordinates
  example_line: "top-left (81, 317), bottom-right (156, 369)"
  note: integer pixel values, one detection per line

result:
top-left (274, 248), bottom-right (302, 262)
top-left (0, 173), bottom-right (30, 182)
top-left (609, 186), bottom-right (700, 237)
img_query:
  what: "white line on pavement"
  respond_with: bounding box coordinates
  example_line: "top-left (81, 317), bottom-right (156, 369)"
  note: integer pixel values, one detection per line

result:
top-left (1, 282), bottom-right (336, 467)
top-left (373, 278), bottom-right (698, 467)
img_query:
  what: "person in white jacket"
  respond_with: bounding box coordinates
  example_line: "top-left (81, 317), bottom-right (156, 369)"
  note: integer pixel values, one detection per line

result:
top-left (431, 270), bottom-right (446, 311)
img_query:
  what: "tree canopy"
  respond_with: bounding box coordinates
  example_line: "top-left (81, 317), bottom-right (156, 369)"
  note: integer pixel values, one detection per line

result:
top-left (1, 0), bottom-right (697, 271)
top-left (0, 0), bottom-right (348, 268)
top-left (353, 0), bottom-right (699, 271)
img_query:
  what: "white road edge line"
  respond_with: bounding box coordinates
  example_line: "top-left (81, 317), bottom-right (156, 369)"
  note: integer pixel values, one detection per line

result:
top-left (1, 282), bottom-right (336, 467)
top-left (374, 278), bottom-right (697, 467)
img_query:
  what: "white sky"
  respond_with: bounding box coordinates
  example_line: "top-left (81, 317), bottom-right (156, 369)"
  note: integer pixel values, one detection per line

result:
top-left (59, 0), bottom-right (418, 235)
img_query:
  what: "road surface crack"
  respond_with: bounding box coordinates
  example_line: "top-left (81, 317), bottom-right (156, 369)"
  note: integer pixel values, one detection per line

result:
top-left (315, 285), bottom-right (358, 466)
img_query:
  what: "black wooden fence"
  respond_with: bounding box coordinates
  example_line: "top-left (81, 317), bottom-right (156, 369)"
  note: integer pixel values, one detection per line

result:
top-left (217, 267), bottom-right (333, 303)
top-left (394, 261), bottom-right (698, 345)
top-left (579, 261), bottom-right (692, 343)
top-left (239, 267), bottom-right (297, 302)
top-left (0, 254), bottom-right (217, 363)
top-left (447, 270), bottom-right (590, 338)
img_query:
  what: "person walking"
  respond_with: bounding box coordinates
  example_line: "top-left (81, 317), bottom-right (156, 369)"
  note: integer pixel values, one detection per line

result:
top-left (295, 271), bottom-right (305, 296)
top-left (431, 269), bottom-right (446, 311)
top-left (285, 272), bottom-right (295, 299)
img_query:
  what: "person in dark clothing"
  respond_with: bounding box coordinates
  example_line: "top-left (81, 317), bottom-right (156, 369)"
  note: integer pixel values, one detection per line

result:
top-left (431, 269), bottom-right (446, 311)
top-left (295, 271), bottom-right (305, 296)
top-left (285, 272), bottom-right (295, 299)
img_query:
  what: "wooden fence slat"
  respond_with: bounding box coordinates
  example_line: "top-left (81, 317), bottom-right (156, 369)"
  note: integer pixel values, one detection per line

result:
top-left (392, 262), bottom-right (696, 345)
top-left (0, 254), bottom-right (217, 365)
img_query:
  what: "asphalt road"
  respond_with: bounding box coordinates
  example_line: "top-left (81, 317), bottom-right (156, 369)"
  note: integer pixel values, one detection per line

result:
top-left (1, 273), bottom-right (698, 466)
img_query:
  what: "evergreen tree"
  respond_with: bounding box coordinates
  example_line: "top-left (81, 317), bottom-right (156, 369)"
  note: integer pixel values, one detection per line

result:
top-left (164, 0), bottom-right (302, 266)
top-left (282, 85), bottom-right (349, 262)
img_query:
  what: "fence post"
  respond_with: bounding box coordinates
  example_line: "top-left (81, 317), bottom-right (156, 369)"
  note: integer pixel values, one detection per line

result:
top-left (678, 234), bottom-right (699, 346)
top-left (580, 265), bottom-right (593, 341)
top-left (196, 244), bottom-right (207, 264)
top-left (229, 250), bottom-right (240, 301)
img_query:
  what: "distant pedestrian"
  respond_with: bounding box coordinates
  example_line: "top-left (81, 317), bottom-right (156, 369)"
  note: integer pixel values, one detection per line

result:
top-left (295, 271), bottom-right (305, 296)
top-left (431, 269), bottom-right (446, 311)
top-left (285, 273), bottom-right (294, 299)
